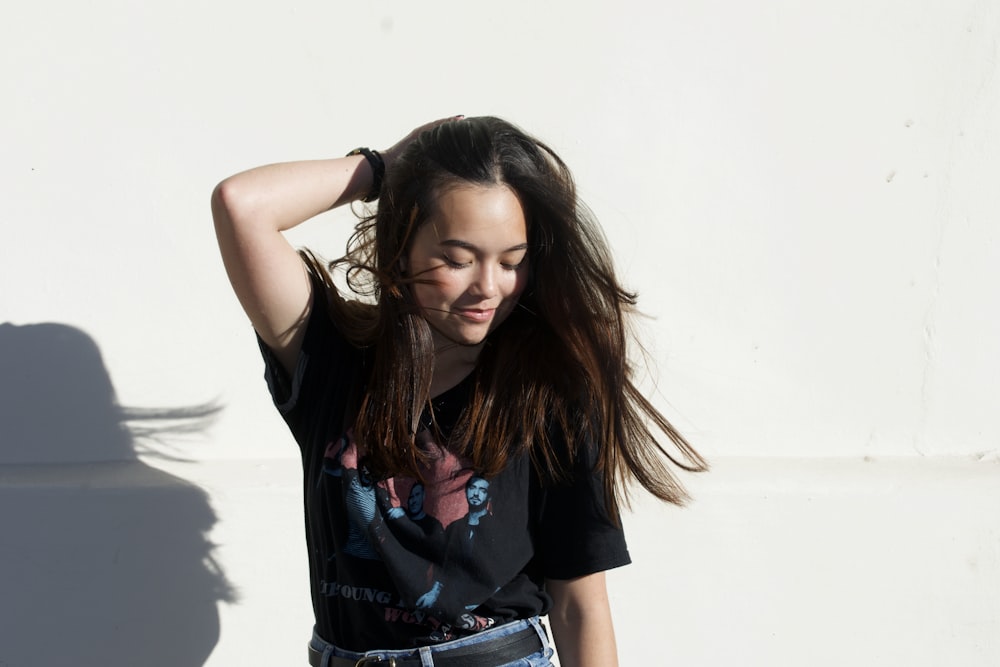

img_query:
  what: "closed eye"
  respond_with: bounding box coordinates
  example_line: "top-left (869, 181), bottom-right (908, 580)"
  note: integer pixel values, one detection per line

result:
top-left (442, 253), bottom-right (471, 269)
top-left (502, 253), bottom-right (527, 271)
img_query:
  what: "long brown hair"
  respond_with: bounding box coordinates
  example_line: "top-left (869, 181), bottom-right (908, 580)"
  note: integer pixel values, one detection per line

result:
top-left (306, 116), bottom-right (706, 515)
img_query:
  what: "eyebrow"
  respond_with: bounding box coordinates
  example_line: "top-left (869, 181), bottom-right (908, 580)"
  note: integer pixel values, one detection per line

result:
top-left (439, 239), bottom-right (529, 253)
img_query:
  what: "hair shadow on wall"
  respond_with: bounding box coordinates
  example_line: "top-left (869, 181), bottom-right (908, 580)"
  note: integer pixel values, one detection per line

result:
top-left (0, 322), bottom-right (235, 667)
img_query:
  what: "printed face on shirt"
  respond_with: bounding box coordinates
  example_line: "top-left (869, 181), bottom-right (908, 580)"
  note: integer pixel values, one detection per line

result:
top-left (407, 483), bottom-right (425, 516)
top-left (406, 185), bottom-right (530, 348)
top-left (466, 477), bottom-right (490, 508)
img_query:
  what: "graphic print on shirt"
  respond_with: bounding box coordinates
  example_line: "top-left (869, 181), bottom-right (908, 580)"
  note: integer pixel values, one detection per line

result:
top-left (320, 427), bottom-right (514, 633)
top-left (320, 436), bottom-right (381, 561)
top-left (415, 475), bottom-right (501, 631)
top-left (343, 468), bottom-right (381, 560)
top-left (386, 482), bottom-right (445, 539)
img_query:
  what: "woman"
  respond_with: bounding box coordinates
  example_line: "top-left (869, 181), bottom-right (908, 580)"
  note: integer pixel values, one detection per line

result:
top-left (212, 116), bottom-right (706, 666)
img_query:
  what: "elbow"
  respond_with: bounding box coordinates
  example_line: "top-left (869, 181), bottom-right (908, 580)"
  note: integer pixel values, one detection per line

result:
top-left (211, 177), bottom-right (244, 226)
top-left (546, 573), bottom-right (612, 625)
top-left (211, 176), bottom-right (266, 236)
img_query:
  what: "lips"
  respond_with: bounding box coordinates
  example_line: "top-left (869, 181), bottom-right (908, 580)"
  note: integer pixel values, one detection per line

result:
top-left (455, 308), bottom-right (496, 322)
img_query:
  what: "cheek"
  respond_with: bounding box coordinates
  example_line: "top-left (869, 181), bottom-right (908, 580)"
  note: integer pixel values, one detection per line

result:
top-left (505, 268), bottom-right (530, 299)
top-left (412, 272), bottom-right (463, 307)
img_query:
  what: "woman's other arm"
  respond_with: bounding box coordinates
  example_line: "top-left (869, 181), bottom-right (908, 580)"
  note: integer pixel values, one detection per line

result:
top-left (546, 572), bottom-right (619, 667)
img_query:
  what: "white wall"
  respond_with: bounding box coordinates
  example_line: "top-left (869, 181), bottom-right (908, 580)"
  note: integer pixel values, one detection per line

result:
top-left (2, 1), bottom-right (998, 665)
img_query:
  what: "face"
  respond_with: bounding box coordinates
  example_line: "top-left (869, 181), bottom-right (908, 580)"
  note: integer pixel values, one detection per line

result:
top-left (466, 477), bottom-right (490, 508)
top-left (406, 185), bottom-right (530, 349)
top-left (407, 483), bottom-right (425, 515)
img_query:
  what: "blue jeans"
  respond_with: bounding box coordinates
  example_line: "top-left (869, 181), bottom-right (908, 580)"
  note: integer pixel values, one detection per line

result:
top-left (309, 617), bottom-right (554, 666)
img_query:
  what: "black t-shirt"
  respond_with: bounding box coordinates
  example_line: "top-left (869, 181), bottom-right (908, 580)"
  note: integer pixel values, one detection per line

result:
top-left (259, 289), bottom-right (630, 651)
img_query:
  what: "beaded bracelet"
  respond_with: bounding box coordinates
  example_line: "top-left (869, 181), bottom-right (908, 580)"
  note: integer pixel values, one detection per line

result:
top-left (346, 147), bottom-right (385, 202)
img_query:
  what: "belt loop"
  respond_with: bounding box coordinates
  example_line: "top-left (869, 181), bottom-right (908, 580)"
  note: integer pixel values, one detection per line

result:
top-left (321, 644), bottom-right (334, 667)
top-left (418, 645), bottom-right (434, 667)
top-left (528, 616), bottom-right (549, 646)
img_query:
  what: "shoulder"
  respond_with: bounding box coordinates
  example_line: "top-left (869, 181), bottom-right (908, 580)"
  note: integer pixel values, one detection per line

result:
top-left (260, 281), bottom-right (373, 409)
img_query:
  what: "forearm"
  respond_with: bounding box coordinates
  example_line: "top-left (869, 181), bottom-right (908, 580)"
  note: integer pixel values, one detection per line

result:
top-left (213, 115), bottom-right (459, 234)
top-left (212, 154), bottom-right (374, 234)
top-left (546, 573), bottom-right (619, 667)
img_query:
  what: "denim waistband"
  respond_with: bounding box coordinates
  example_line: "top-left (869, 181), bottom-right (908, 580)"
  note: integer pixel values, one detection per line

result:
top-left (308, 617), bottom-right (550, 667)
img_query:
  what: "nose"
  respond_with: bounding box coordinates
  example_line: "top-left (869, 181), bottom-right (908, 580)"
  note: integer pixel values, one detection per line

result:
top-left (470, 263), bottom-right (499, 298)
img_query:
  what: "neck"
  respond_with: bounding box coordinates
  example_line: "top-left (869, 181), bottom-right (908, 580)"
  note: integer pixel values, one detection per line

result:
top-left (429, 336), bottom-right (482, 398)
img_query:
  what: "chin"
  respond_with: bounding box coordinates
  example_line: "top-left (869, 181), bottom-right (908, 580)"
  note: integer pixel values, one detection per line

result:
top-left (427, 312), bottom-right (512, 348)
top-left (454, 332), bottom-right (490, 347)
top-left (435, 324), bottom-right (493, 348)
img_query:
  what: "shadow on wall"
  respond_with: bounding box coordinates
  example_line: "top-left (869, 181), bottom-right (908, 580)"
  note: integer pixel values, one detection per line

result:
top-left (0, 322), bottom-right (235, 667)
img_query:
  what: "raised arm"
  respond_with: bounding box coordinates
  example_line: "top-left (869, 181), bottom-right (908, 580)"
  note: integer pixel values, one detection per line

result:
top-left (211, 155), bottom-right (376, 374)
top-left (546, 572), bottom-right (619, 667)
top-left (211, 117), bottom-right (459, 374)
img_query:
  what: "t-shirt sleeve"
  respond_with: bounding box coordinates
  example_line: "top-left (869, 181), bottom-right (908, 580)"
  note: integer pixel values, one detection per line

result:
top-left (535, 436), bottom-right (632, 580)
top-left (257, 285), bottom-right (362, 447)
